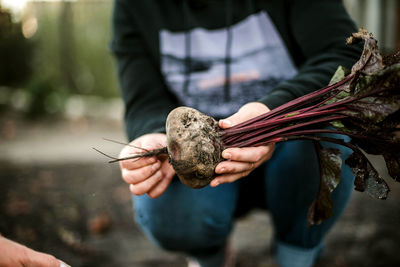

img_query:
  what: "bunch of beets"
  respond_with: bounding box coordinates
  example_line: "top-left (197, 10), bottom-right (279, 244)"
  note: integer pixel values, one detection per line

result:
top-left (100, 29), bottom-right (400, 226)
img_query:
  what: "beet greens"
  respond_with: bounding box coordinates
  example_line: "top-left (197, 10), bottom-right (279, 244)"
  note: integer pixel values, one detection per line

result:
top-left (221, 29), bottom-right (400, 225)
top-left (98, 29), bottom-right (399, 226)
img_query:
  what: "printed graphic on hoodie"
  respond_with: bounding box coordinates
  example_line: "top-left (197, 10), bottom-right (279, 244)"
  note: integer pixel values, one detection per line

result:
top-left (160, 11), bottom-right (298, 118)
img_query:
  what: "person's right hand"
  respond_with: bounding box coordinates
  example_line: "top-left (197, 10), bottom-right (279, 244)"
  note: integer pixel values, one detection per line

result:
top-left (119, 133), bottom-right (175, 198)
top-left (0, 235), bottom-right (69, 267)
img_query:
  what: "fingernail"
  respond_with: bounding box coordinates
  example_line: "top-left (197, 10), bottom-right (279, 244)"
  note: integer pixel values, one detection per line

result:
top-left (59, 261), bottom-right (71, 267)
top-left (219, 167), bottom-right (226, 173)
top-left (129, 184), bottom-right (135, 193)
top-left (211, 180), bottom-right (220, 187)
top-left (223, 152), bottom-right (231, 159)
top-left (155, 170), bottom-right (162, 180)
top-left (152, 161), bottom-right (160, 170)
top-left (221, 120), bottom-right (232, 127)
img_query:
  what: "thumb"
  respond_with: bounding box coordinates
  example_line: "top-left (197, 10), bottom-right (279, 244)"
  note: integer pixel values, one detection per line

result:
top-left (219, 112), bottom-right (243, 129)
top-left (219, 102), bottom-right (271, 129)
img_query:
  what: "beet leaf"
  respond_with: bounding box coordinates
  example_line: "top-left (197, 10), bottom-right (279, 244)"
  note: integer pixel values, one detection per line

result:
top-left (307, 143), bottom-right (342, 226)
top-left (221, 29), bottom-right (400, 225)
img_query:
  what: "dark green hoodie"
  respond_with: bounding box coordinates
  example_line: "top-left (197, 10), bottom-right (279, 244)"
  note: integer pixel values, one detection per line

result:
top-left (111, 0), bottom-right (362, 141)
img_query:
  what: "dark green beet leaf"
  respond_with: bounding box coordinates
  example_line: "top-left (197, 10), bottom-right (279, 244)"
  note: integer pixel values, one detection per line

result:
top-left (345, 150), bottom-right (389, 199)
top-left (307, 144), bottom-right (342, 226)
top-left (347, 28), bottom-right (384, 75)
top-left (383, 152), bottom-right (400, 182)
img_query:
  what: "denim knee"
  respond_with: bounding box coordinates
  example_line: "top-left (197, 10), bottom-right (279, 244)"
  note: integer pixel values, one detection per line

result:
top-left (135, 198), bottom-right (232, 253)
top-left (133, 181), bottom-right (237, 254)
top-left (265, 136), bottom-right (355, 249)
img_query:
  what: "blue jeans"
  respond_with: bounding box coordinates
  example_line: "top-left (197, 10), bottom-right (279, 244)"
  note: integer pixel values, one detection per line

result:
top-left (133, 139), bottom-right (355, 267)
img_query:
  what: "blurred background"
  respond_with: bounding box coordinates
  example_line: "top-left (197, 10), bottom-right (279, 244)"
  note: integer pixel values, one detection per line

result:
top-left (0, 1), bottom-right (399, 266)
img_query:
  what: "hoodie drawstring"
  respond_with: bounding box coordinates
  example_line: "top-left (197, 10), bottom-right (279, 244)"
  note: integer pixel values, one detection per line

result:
top-left (182, 0), bottom-right (233, 102)
top-left (224, 0), bottom-right (233, 102)
top-left (183, 1), bottom-right (192, 96)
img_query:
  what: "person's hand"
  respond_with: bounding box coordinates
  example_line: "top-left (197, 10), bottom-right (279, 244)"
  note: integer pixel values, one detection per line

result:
top-left (211, 102), bottom-right (275, 187)
top-left (119, 133), bottom-right (175, 198)
top-left (0, 235), bottom-right (69, 267)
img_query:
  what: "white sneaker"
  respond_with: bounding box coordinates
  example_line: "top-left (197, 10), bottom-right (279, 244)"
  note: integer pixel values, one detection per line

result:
top-left (187, 257), bottom-right (201, 267)
top-left (186, 241), bottom-right (236, 267)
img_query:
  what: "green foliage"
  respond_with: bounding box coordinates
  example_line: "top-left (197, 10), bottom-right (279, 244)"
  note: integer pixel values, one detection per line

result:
top-left (24, 75), bottom-right (68, 117)
top-left (30, 1), bottom-right (118, 98)
top-left (0, 7), bottom-right (33, 86)
top-left (1, 1), bottom-right (119, 116)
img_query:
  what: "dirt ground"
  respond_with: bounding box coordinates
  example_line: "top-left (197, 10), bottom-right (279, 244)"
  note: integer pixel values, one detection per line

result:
top-left (1, 113), bottom-right (400, 267)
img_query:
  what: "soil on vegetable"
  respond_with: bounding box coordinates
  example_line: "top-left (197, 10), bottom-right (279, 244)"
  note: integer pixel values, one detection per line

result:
top-left (166, 107), bottom-right (224, 188)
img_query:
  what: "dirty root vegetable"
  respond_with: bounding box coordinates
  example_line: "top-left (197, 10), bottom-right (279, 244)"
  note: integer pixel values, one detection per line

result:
top-left (93, 106), bottom-right (223, 189)
top-left (165, 107), bottom-right (224, 188)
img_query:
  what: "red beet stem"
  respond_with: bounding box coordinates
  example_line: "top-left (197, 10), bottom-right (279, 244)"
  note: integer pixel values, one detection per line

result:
top-left (221, 66), bottom-right (398, 150)
top-left (229, 115), bottom-right (347, 148)
top-left (222, 107), bottom-right (347, 137)
top-left (225, 74), bottom-right (354, 132)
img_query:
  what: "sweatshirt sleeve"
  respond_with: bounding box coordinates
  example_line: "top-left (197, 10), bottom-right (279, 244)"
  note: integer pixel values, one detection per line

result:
top-left (111, 0), bottom-right (178, 141)
top-left (259, 0), bottom-right (363, 110)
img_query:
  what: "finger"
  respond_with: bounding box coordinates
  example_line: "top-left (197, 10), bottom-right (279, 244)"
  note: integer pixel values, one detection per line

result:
top-left (120, 156), bottom-right (157, 170)
top-left (219, 112), bottom-right (243, 129)
top-left (147, 171), bottom-right (174, 199)
top-left (210, 171), bottom-right (251, 187)
top-left (222, 145), bottom-right (273, 162)
top-left (219, 102), bottom-right (270, 129)
top-left (122, 161), bottom-right (161, 184)
top-left (129, 170), bottom-right (163, 196)
top-left (215, 160), bottom-right (255, 174)
top-left (28, 250), bottom-right (66, 267)
top-left (147, 163), bottom-right (175, 198)
top-left (219, 118), bottom-right (233, 129)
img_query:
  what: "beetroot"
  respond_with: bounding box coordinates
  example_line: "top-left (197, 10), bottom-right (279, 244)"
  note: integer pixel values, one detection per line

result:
top-left (165, 107), bottom-right (224, 188)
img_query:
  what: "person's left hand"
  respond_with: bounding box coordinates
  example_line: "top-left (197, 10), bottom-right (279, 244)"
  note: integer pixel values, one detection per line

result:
top-left (210, 102), bottom-right (275, 187)
top-left (0, 235), bottom-right (69, 267)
